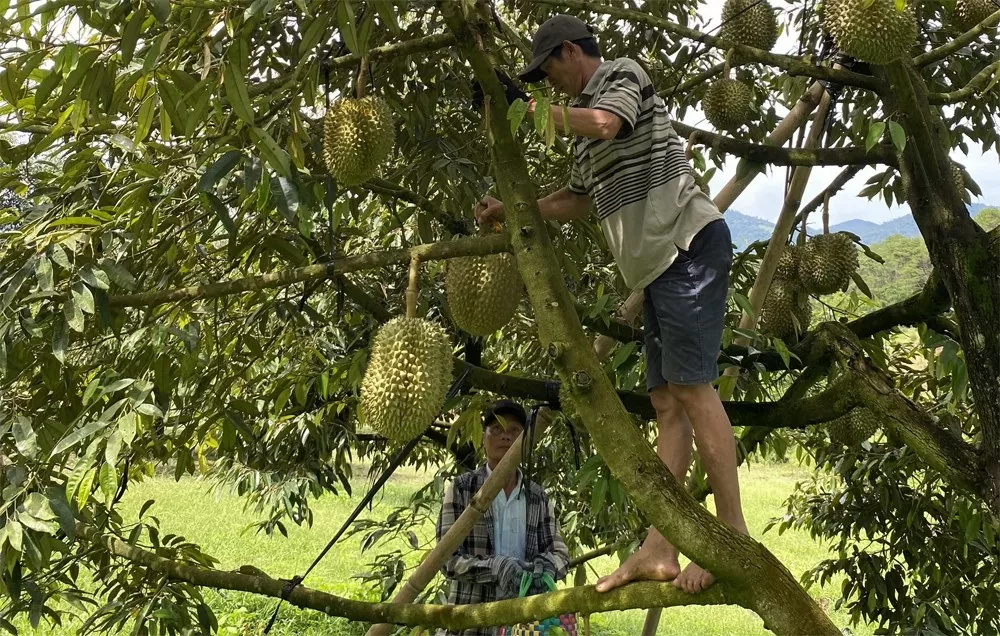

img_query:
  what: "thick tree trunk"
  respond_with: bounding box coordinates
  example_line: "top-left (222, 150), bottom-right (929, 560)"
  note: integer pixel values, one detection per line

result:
top-left (439, 2), bottom-right (840, 634)
top-left (879, 60), bottom-right (1000, 512)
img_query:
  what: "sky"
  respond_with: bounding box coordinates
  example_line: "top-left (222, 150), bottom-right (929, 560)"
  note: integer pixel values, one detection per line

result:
top-left (669, 0), bottom-right (999, 226)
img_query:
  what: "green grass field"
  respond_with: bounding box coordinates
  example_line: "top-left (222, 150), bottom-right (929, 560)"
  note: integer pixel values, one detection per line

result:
top-left (13, 460), bottom-right (873, 635)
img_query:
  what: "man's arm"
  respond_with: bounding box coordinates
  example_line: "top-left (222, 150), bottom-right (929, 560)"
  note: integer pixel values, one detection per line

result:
top-left (436, 478), bottom-right (520, 585)
top-left (476, 187), bottom-right (591, 226)
top-left (529, 102), bottom-right (622, 141)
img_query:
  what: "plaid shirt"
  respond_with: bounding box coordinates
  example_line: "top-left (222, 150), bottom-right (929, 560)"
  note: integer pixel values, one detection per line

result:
top-left (435, 465), bottom-right (570, 636)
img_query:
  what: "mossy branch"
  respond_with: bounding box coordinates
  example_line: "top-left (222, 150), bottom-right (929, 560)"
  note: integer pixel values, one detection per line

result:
top-left (914, 8), bottom-right (1000, 67)
top-left (672, 121), bottom-right (898, 166)
top-left (78, 520), bottom-right (729, 629)
top-left (928, 57), bottom-right (1000, 104)
top-left (531, 0), bottom-right (884, 92)
top-left (109, 234), bottom-right (508, 308)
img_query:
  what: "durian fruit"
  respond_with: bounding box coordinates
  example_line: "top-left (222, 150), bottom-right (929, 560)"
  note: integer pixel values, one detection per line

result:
top-left (359, 316), bottom-right (454, 441)
top-left (702, 77), bottom-right (754, 131)
top-left (827, 408), bottom-right (880, 447)
top-left (323, 96), bottom-right (394, 186)
top-left (759, 279), bottom-right (813, 342)
top-left (798, 232), bottom-right (859, 295)
top-left (821, 0), bottom-right (917, 65)
top-left (775, 244), bottom-right (802, 282)
top-left (721, 0), bottom-right (779, 52)
top-left (952, 0), bottom-right (995, 31)
top-left (444, 253), bottom-right (523, 336)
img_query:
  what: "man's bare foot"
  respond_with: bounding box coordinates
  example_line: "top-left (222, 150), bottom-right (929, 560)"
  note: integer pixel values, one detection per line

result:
top-left (672, 522), bottom-right (750, 594)
top-left (594, 530), bottom-right (680, 593)
top-left (672, 561), bottom-right (714, 594)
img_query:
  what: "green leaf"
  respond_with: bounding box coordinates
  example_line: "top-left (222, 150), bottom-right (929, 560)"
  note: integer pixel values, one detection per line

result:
top-left (200, 192), bottom-right (237, 237)
top-left (120, 6), bottom-right (147, 65)
top-left (198, 150), bottom-right (243, 192)
top-left (249, 127), bottom-right (292, 179)
top-left (105, 429), bottom-right (123, 466)
top-left (135, 95), bottom-right (156, 142)
top-left (35, 70), bottom-right (62, 112)
top-left (65, 457), bottom-right (93, 503)
top-left (223, 62), bottom-right (255, 125)
top-left (732, 291), bottom-right (756, 320)
top-left (372, 0), bottom-right (399, 35)
top-left (76, 468), bottom-right (96, 510)
top-left (887, 121), bottom-right (906, 153)
top-left (773, 338), bottom-right (792, 369)
top-left (507, 99), bottom-right (529, 137)
top-left (52, 317), bottom-right (68, 364)
top-left (34, 254), bottom-right (53, 291)
top-left (119, 412), bottom-right (137, 446)
top-left (99, 461), bottom-right (118, 504)
top-left (80, 266), bottom-right (110, 290)
top-left (64, 297), bottom-right (85, 332)
top-left (146, 0), bottom-right (170, 24)
top-left (13, 415), bottom-right (37, 459)
top-left (276, 176), bottom-right (300, 222)
top-left (98, 259), bottom-right (137, 291)
top-left (23, 493), bottom-right (57, 521)
top-left (72, 282), bottom-right (95, 314)
top-left (50, 420), bottom-right (111, 457)
top-left (47, 216), bottom-right (102, 228)
top-left (0, 65), bottom-right (21, 106)
top-left (6, 520), bottom-right (22, 552)
top-left (865, 121), bottom-right (885, 152)
top-left (337, 0), bottom-right (359, 53)
top-left (83, 378), bottom-right (102, 405)
top-left (852, 271), bottom-right (874, 299)
top-left (136, 402), bottom-right (163, 418)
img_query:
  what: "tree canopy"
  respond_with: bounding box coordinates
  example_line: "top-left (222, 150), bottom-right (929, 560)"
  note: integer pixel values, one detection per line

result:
top-left (1, 0), bottom-right (999, 634)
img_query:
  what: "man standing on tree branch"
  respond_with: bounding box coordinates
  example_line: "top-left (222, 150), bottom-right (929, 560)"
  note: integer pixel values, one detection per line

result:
top-left (475, 14), bottom-right (748, 594)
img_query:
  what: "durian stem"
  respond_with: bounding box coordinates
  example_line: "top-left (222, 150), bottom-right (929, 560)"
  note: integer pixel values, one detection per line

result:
top-left (722, 50), bottom-right (732, 79)
top-left (355, 56), bottom-right (369, 99)
top-left (822, 191), bottom-right (830, 235)
top-left (406, 256), bottom-right (420, 318)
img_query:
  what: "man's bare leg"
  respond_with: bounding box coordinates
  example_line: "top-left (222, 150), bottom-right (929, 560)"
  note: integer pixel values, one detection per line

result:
top-left (669, 382), bottom-right (749, 594)
top-left (595, 385), bottom-right (691, 592)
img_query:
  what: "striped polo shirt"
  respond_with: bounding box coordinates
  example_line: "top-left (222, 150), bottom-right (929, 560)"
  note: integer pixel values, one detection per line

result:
top-left (569, 57), bottom-right (724, 290)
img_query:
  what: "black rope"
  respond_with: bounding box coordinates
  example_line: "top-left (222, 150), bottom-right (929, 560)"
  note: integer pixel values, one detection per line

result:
top-left (262, 367), bottom-right (472, 633)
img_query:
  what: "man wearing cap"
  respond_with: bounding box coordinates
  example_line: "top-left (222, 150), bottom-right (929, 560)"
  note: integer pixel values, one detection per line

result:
top-left (435, 400), bottom-right (569, 635)
top-left (475, 14), bottom-right (749, 595)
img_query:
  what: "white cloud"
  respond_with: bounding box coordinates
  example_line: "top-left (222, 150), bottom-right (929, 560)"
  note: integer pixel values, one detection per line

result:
top-left (670, 0), bottom-right (999, 224)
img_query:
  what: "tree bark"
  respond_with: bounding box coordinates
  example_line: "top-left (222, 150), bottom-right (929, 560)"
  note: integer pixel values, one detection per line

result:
top-left (442, 2), bottom-right (840, 634)
top-left (879, 59), bottom-right (1000, 512)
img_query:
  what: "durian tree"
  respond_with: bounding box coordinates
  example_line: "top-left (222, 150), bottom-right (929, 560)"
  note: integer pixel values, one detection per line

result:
top-left (0, 0), bottom-right (999, 634)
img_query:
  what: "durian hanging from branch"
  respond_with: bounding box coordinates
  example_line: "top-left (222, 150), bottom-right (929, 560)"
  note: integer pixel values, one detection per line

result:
top-left (358, 256), bottom-right (454, 442)
top-left (323, 56), bottom-right (395, 186)
top-left (720, 0), bottom-right (778, 53)
top-left (445, 227), bottom-right (524, 337)
top-left (702, 51), bottom-right (755, 132)
top-left (820, 0), bottom-right (917, 66)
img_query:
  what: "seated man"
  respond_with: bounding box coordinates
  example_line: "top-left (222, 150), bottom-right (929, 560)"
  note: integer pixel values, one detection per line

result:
top-left (435, 399), bottom-right (570, 636)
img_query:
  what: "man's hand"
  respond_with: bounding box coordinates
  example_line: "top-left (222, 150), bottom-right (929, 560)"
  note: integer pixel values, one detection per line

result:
top-left (492, 555), bottom-right (530, 597)
top-left (475, 195), bottom-right (505, 227)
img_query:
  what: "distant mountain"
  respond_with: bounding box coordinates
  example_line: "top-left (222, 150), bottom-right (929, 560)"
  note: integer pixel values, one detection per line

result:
top-left (725, 202), bottom-right (993, 248)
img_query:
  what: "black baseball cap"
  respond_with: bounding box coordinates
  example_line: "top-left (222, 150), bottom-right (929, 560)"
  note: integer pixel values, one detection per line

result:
top-left (482, 399), bottom-right (527, 428)
top-left (518, 14), bottom-right (595, 83)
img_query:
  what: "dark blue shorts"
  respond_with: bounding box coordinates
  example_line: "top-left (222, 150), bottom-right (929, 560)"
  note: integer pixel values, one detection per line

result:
top-left (644, 218), bottom-right (733, 389)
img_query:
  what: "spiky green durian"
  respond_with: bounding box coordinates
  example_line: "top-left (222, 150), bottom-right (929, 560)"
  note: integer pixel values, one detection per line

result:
top-left (799, 232), bottom-right (859, 295)
top-left (445, 253), bottom-right (523, 336)
top-left (721, 0), bottom-right (779, 52)
top-left (775, 244), bottom-right (802, 282)
top-left (323, 96), bottom-right (394, 186)
top-left (952, 0), bottom-right (995, 31)
top-left (827, 408), bottom-right (880, 446)
top-left (759, 279), bottom-right (813, 342)
top-left (359, 317), bottom-right (453, 441)
top-left (821, 0), bottom-right (917, 65)
top-left (702, 77), bottom-right (754, 131)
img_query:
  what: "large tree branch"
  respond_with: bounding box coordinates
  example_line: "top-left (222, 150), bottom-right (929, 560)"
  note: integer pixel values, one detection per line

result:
top-left (914, 8), bottom-right (1000, 67)
top-left (927, 57), bottom-right (1000, 104)
top-left (532, 0), bottom-right (883, 92)
top-left (792, 165), bottom-right (865, 229)
top-left (248, 33), bottom-right (457, 97)
top-left (109, 234), bottom-right (509, 308)
top-left (673, 121), bottom-right (898, 167)
top-left (78, 521), bottom-right (727, 629)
